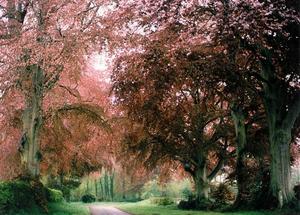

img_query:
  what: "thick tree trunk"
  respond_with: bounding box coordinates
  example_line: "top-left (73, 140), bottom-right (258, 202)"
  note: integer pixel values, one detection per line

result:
top-left (20, 65), bottom-right (43, 178)
top-left (260, 54), bottom-right (298, 207)
top-left (269, 128), bottom-right (293, 207)
top-left (193, 159), bottom-right (209, 202)
top-left (231, 105), bottom-right (248, 207)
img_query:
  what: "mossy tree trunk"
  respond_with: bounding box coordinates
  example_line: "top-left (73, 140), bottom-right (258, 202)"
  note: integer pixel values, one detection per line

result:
top-left (193, 162), bottom-right (209, 202)
top-left (185, 151), bottom-right (224, 204)
top-left (231, 105), bottom-right (248, 207)
top-left (20, 65), bottom-right (44, 179)
top-left (261, 53), bottom-right (300, 207)
top-left (191, 154), bottom-right (210, 202)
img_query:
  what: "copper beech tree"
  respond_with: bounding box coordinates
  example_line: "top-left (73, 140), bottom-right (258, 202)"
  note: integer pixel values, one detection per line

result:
top-left (0, 0), bottom-right (116, 179)
top-left (111, 0), bottom-right (300, 208)
top-left (112, 40), bottom-right (235, 202)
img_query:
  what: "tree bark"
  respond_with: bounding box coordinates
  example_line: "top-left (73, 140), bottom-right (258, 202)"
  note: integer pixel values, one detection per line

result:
top-left (269, 128), bottom-right (293, 207)
top-left (20, 65), bottom-right (43, 178)
top-left (193, 158), bottom-right (209, 202)
top-left (231, 105), bottom-right (248, 207)
top-left (260, 53), bottom-right (299, 207)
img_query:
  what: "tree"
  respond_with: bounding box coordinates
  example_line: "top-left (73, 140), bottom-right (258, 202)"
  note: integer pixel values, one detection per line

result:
top-left (0, 0), bottom-right (114, 179)
top-left (210, 0), bottom-right (300, 206)
top-left (110, 0), bottom-right (300, 207)
top-left (112, 39), bottom-right (235, 203)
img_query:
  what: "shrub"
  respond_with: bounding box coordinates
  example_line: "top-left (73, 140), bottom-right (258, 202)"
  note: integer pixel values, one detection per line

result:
top-left (81, 193), bottom-right (96, 203)
top-left (178, 199), bottom-right (197, 210)
top-left (211, 183), bottom-right (235, 204)
top-left (150, 197), bottom-right (174, 206)
top-left (46, 188), bottom-right (64, 202)
top-left (0, 180), bottom-right (36, 213)
top-left (178, 198), bottom-right (213, 210)
top-left (181, 187), bottom-right (194, 200)
top-left (196, 198), bottom-right (214, 210)
top-left (141, 180), bottom-right (162, 199)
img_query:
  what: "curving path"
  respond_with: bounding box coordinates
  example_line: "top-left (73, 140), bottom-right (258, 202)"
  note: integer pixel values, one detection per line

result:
top-left (89, 205), bottom-right (132, 215)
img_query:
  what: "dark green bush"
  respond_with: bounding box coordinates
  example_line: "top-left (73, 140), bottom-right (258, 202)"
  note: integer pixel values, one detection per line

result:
top-left (46, 188), bottom-right (64, 202)
top-left (178, 198), bottom-right (213, 210)
top-left (0, 180), bottom-right (35, 213)
top-left (178, 199), bottom-right (197, 210)
top-left (150, 197), bottom-right (174, 206)
top-left (81, 193), bottom-right (96, 203)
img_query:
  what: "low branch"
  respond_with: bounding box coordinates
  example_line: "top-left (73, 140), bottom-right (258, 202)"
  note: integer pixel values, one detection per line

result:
top-left (47, 103), bottom-right (110, 131)
top-left (208, 157), bottom-right (224, 181)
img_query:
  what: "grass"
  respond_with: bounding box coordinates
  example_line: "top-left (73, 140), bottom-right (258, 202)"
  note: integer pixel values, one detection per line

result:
top-left (11, 200), bottom-right (293, 215)
top-left (10, 202), bottom-right (89, 215)
top-left (48, 202), bottom-right (90, 215)
top-left (89, 200), bottom-right (277, 215)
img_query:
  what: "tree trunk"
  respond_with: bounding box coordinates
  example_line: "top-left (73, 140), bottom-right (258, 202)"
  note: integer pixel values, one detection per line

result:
top-left (270, 128), bottom-right (293, 207)
top-left (110, 172), bottom-right (115, 201)
top-left (260, 54), bottom-right (297, 207)
top-left (104, 172), bottom-right (109, 200)
top-left (122, 177), bottom-right (126, 200)
top-left (95, 179), bottom-right (98, 197)
top-left (231, 105), bottom-right (248, 207)
top-left (86, 175), bottom-right (90, 193)
top-left (193, 159), bottom-right (209, 202)
top-left (20, 65), bottom-right (43, 178)
top-left (99, 178), bottom-right (104, 200)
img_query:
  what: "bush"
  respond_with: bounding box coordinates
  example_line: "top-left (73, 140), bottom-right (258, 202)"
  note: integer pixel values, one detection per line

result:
top-left (150, 197), bottom-right (174, 206)
top-left (178, 199), bottom-right (197, 210)
top-left (81, 194), bottom-right (96, 203)
top-left (0, 180), bottom-right (36, 213)
top-left (46, 188), bottom-right (64, 202)
top-left (178, 198), bottom-right (213, 210)
top-left (211, 183), bottom-right (235, 204)
top-left (181, 187), bottom-right (194, 200)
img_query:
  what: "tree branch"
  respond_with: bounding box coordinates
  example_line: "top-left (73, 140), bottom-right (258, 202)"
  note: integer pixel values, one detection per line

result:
top-left (207, 157), bottom-right (224, 181)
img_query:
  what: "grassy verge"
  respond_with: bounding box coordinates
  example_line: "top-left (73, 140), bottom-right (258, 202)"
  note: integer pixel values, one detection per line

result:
top-left (48, 202), bottom-right (90, 215)
top-left (11, 200), bottom-right (294, 215)
top-left (90, 200), bottom-right (276, 215)
top-left (10, 202), bottom-right (89, 215)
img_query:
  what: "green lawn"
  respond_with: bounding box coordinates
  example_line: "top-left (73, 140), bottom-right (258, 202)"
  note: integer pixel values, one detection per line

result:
top-left (89, 200), bottom-right (277, 215)
top-left (11, 202), bottom-right (89, 215)
top-left (48, 202), bottom-right (90, 215)
top-left (11, 201), bottom-right (290, 215)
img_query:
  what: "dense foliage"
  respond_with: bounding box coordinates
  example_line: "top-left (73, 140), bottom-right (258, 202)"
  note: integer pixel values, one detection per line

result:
top-left (0, 0), bottom-right (299, 213)
top-left (46, 188), bottom-right (64, 203)
top-left (81, 193), bottom-right (96, 203)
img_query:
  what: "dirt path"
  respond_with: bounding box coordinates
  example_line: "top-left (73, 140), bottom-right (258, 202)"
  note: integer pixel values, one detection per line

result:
top-left (89, 205), bottom-right (132, 215)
